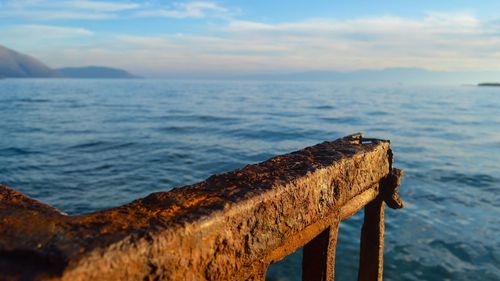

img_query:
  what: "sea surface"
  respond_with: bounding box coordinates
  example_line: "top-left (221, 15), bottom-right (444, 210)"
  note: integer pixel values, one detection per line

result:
top-left (0, 79), bottom-right (499, 280)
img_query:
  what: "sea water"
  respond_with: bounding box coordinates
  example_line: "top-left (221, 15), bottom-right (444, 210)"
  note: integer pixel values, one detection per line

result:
top-left (1, 79), bottom-right (499, 280)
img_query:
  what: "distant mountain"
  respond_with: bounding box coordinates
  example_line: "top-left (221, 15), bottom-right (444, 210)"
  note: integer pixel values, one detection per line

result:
top-left (56, 66), bottom-right (140, 79)
top-left (0, 45), bottom-right (59, 78)
top-left (0, 45), bottom-right (139, 79)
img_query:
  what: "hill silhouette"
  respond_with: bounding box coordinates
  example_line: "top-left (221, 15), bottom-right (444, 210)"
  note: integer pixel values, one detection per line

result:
top-left (0, 45), bottom-right (138, 79)
top-left (0, 45), bottom-right (59, 77)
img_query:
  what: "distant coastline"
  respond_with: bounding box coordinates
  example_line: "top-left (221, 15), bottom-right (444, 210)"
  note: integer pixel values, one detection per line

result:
top-left (56, 66), bottom-right (141, 79)
top-left (0, 45), bottom-right (139, 79)
top-left (478, 83), bottom-right (500, 87)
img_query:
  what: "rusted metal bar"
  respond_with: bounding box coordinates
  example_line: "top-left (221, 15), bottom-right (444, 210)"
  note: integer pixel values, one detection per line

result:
top-left (0, 134), bottom-right (403, 281)
top-left (302, 219), bottom-right (339, 281)
top-left (358, 168), bottom-right (404, 281)
top-left (357, 197), bottom-right (385, 281)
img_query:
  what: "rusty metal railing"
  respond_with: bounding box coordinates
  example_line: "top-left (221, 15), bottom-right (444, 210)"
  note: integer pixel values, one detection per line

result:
top-left (0, 133), bottom-right (403, 281)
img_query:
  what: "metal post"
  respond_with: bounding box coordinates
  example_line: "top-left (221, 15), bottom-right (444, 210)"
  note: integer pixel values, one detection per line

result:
top-left (357, 198), bottom-right (385, 281)
top-left (302, 220), bottom-right (340, 281)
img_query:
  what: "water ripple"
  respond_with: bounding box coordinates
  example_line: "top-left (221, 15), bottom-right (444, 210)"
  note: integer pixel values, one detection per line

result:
top-left (0, 80), bottom-right (499, 281)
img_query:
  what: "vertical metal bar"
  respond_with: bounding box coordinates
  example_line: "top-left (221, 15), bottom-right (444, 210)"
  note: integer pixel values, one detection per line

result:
top-left (357, 198), bottom-right (385, 281)
top-left (302, 220), bottom-right (340, 281)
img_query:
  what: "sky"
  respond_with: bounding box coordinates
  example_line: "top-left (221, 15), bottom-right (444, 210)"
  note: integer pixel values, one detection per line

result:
top-left (1, 0), bottom-right (500, 77)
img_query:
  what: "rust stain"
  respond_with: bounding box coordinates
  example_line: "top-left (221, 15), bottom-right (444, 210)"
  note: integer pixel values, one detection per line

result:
top-left (0, 134), bottom-right (403, 281)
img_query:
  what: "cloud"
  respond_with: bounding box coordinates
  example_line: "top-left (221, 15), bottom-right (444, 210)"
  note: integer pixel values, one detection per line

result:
top-left (0, 1), bottom-right (230, 20)
top-left (0, 0), bottom-right (139, 11)
top-left (0, 0), bottom-right (137, 20)
top-left (117, 34), bottom-right (288, 53)
top-left (1, 11), bottom-right (116, 20)
top-left (226, 12), bottom-right (482, 35)
top-left (5, 24), bottom-right (94, 36)
top-left (136, 1), bottom-right (228, 19)
top-left (214, 12), bottom-right (496, 72)
top-left (70, 1), bottom-right (140, 11)
top-left (2, 8), bottom-right (499, 75)
top-left (0, 24), bottom-right (94, 57)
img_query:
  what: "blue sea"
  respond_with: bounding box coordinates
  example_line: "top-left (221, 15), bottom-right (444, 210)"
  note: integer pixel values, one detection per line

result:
top-left (0, 79), bottom-right (499, 280)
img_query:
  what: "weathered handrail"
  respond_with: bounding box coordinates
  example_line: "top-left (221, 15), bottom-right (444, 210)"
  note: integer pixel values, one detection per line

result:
top-left (0, 134), bottom-right (403, 281)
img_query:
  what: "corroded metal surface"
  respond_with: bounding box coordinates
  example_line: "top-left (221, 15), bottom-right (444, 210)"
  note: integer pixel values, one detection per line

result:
top-left (0, 134), bottom-right (403, 281)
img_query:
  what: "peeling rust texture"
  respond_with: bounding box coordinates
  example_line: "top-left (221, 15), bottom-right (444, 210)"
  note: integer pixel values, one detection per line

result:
top-left (0, 134), bottom-right (403, 281)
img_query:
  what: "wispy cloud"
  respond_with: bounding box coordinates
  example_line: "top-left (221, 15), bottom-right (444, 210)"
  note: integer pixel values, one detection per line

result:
top-left (0, 0), bottom-right (137, 20)
top-left (136, 1), bottom-right (228, 19)
top-left (226, 12), bottom-right (481, 35)
top-left (4, 24), bottom-right (94, 36)
top-left (70, 1), bottom-right (140, 12)
top-left (0, 1), bottom-right (229, 20)
top-left (2, 11), bottom-right (116, 20)
top-left (0, 3), bottom-right (109, 20)
top-left (0, 24), bottom-right (94, 59)
top-left (0, 0), bottom-right (139, 11)
top-left (214, 12), bottom-right (495, 72)
top-left (1, 4), bottom-right (499, 76)
top-left (42, 12), bottom-right (496, 76)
